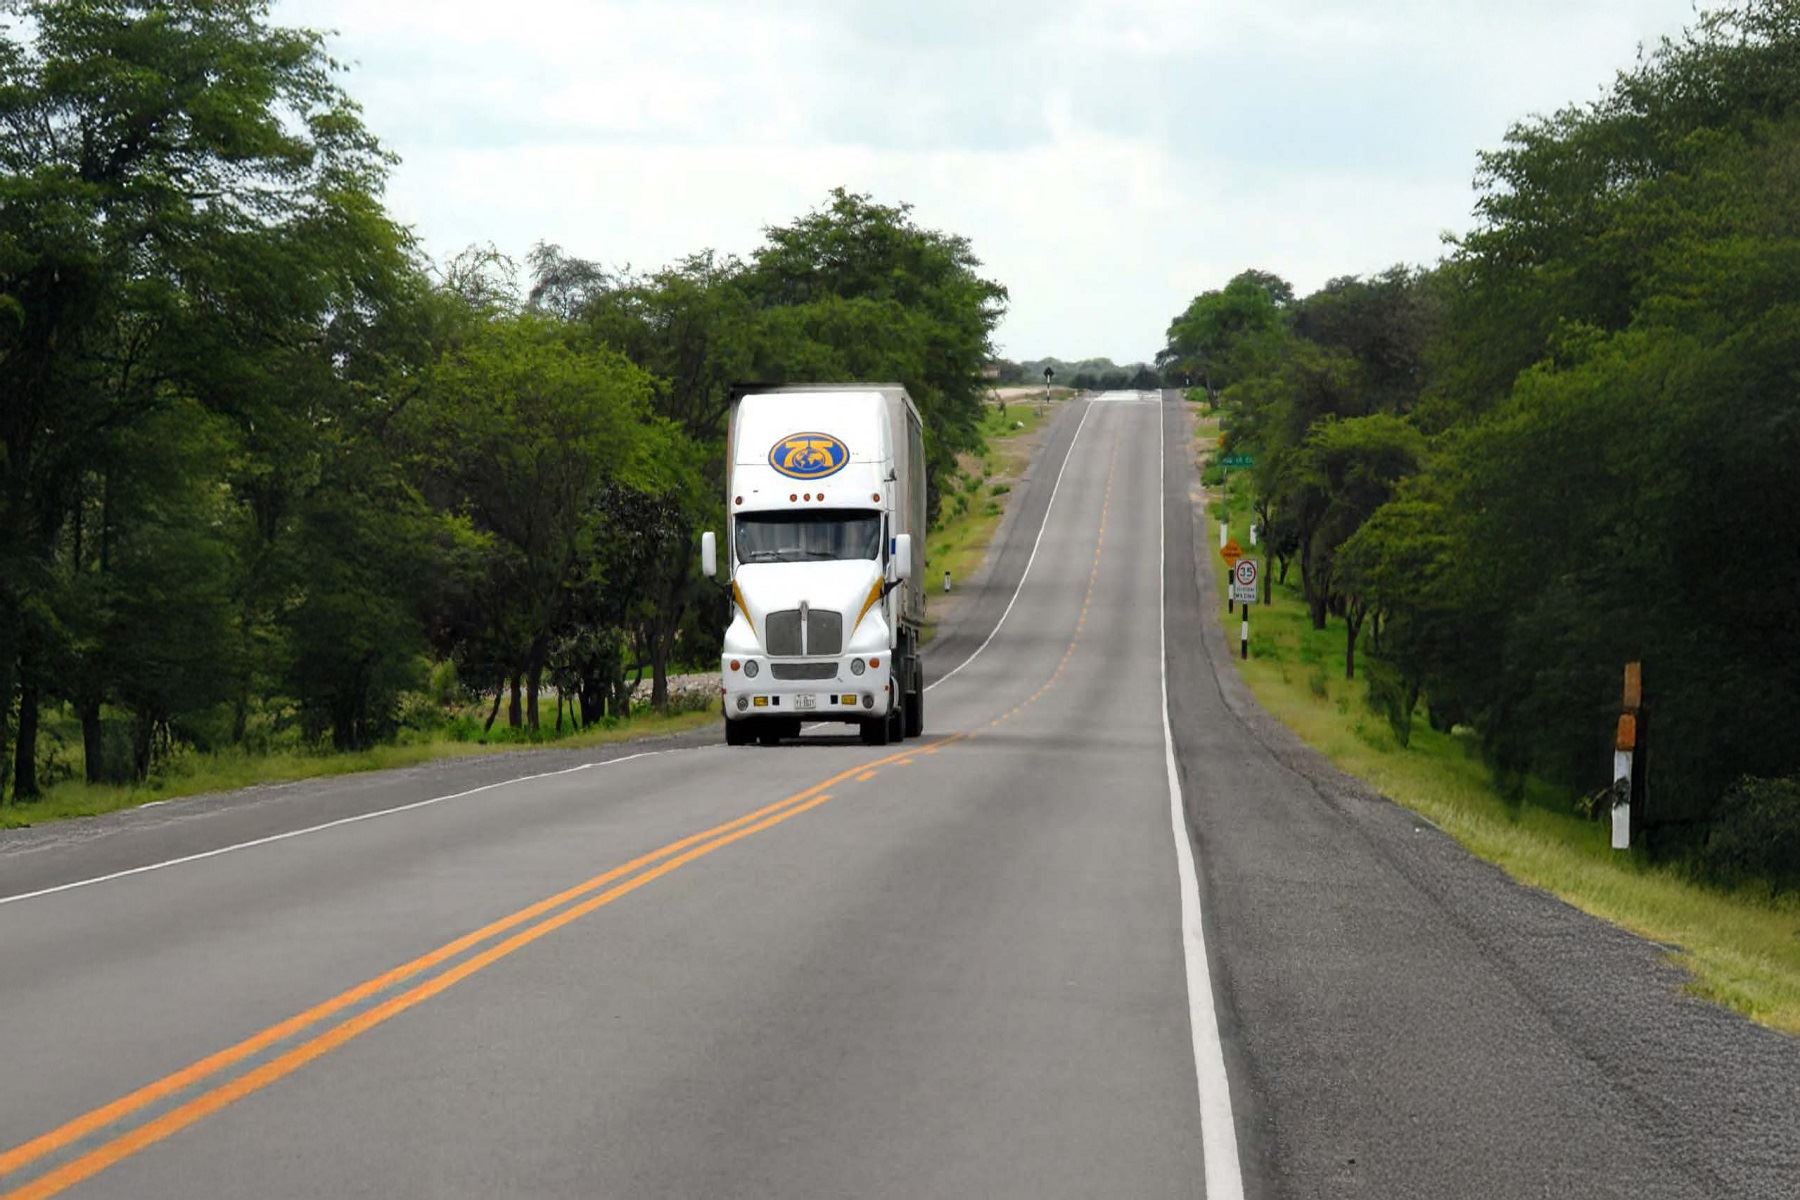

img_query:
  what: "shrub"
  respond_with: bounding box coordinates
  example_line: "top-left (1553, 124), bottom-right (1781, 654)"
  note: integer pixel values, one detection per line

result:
top-left (1307, 666), bottom-right (1330, 699)
top-left (1363, 657), bottom-right (1414, 747)
top-left (395, 690), bottom-right (445, 733)
top-left (427, 659), bottom-right (461, 706)
top-left (1700, 775), bottom-right (1800, 894)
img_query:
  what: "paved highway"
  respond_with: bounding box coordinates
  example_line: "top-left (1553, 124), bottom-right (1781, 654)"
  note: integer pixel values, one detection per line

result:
top-left (2, 393), bottom-right (1796, 1198)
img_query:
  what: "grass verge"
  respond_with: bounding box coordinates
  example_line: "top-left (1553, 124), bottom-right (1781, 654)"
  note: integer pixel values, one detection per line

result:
top-left (1203, 446), bottom-right (1800, 1035)
top-left (922, 397), bottom-right (1056, 642)
top-left (0, 709), bottom-right (717, 830)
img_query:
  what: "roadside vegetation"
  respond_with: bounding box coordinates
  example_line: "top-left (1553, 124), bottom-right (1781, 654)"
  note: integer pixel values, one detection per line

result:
top-left (1162, 2), bottom-right (1800, 905)
top-left (1, 703), bottom-right (718, 831)
top-left (1203, 447), bottom-right (1800, 1033)
top-left (923, 393), bottom-right (1063, 617)
top-left (0, 1), bottom-right (1010, 819)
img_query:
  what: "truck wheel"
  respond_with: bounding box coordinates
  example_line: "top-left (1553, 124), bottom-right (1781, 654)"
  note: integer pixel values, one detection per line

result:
top-left (757, 726), bottom-right (783, 746)
top-left (860, 715), bottom-right (892, 746)
top-left (904, 660), bottom-right (924, 738)
top-left (725, 719), bottom-right (751, 747)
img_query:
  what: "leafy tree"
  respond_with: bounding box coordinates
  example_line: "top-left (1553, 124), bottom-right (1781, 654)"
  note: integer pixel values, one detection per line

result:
top-left (743, 189), bottom-right (1007, 520)
top-left (403, 314), bottom-right (664, 731)
top-left (1157, 269), bottom-right (1292, 395)
top-left (539, 246), bottom-right (757, 444)
top-left (0, 0), bottom-right (406, 797)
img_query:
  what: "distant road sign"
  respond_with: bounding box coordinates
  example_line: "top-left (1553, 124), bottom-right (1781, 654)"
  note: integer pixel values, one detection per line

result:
top-left (1231, 559), bottom-right (1259, 603)
top-left (1220, 539), bottom-right (1242, 566)
top-left (1220, 453), bottom-right (1255, 468)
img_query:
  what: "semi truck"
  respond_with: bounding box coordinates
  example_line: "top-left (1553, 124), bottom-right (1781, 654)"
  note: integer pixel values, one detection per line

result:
top-left (700, 384), bottom-right (925, 747)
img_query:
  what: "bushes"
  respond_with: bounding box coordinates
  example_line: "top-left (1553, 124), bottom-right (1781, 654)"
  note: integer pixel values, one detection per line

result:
top-left (1701, 776), bottom-right (1800, 894)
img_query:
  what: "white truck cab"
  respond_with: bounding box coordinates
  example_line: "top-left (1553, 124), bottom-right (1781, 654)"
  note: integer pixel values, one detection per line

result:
top-left (701, 384), bottom-right (926, 746)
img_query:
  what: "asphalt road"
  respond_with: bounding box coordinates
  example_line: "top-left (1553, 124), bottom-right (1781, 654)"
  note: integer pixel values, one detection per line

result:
top-left (2, 393), bottom-right (1796, 1199)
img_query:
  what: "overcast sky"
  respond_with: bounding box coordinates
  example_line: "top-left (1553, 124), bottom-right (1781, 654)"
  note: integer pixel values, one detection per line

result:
top-left (276, 0), bottom-right (1700, 363)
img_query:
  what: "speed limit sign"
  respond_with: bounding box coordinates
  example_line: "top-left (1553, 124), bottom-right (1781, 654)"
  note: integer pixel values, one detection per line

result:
top-left (1230, 558), bottom-right (1259, 603)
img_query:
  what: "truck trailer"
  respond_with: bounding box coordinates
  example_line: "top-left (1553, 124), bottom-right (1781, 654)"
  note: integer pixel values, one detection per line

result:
top-left (701, 384), bottom-right (925, 747)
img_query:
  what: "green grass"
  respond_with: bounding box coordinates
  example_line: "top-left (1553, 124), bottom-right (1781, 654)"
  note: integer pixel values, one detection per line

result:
top-left (0, 708), bottom-right (717, 830)
top-left (1205, 453), bottom-right (1800, 1034)
top-left (927, 400), bottom-right (1052, 598)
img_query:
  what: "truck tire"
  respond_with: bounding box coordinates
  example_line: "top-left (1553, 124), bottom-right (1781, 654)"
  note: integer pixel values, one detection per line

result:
top-left (860, 714), bottom-right (892, 746)
top-left (904, 659), bottom-right (924, 738)
top-left (725, 719), bottom-right (751, 746)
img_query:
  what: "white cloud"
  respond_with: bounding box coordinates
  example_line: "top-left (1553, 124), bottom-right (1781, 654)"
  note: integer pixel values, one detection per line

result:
top-left (278, 0), bottom-right (1699, 361)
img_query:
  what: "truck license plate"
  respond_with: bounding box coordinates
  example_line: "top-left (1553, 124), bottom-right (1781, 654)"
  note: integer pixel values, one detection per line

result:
top-left (794, 694), bottom-right (817, 711)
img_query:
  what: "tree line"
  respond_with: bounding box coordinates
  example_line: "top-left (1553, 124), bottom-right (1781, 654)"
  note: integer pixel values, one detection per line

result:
top-left (990, 356), bottom-right (1166, 391)
top-left (0, 1), bottom-right (1005, 802)
top-left (1160, 2), bottom-right (1800, 889)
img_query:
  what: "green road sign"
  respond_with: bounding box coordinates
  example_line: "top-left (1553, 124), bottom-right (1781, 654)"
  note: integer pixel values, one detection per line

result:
top-left (1220, 453), bottom-right (1255, 467)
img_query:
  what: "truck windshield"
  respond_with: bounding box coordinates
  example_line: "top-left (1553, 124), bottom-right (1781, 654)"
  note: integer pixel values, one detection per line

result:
top-left (736, 510), bottom-right (881, 564)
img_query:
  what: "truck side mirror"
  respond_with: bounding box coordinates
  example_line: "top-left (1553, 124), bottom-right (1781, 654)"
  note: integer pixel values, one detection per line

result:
top-left (893, 533), bottom-right (913, 582)
top-left (701, 530), bottom-right (718, 580)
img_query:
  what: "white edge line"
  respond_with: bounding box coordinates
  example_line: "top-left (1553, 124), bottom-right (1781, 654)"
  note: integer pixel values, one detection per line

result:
top-left (6, 403), bottom-right (1094, 903)
top-left (1158, 398), bottom-right (1246, 1199)
top-left (0, 751), bottom-right (673, 907)
top-left (926, 398), bottom-right (1096, 692)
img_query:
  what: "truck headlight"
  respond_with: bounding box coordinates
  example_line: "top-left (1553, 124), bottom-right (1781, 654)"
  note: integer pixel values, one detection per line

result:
top-left (850, 657), bottom-right (865, 675)
top-left (743, 659), bottom-right (760, 678)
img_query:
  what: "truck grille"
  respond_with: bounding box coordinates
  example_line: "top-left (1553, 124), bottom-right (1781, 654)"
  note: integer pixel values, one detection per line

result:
top-left (762, 607), bottom-right (843, 656)
top-left (808, 610), bottom-right (843, 656)
top-left (765, 610), bottom-right (802, 656)
top-left (772, 662), bottom-right (837, 681)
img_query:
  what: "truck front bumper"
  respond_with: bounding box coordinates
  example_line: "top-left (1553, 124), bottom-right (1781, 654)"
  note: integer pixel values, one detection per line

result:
top-left (721, 654), bottom-right (893, 723)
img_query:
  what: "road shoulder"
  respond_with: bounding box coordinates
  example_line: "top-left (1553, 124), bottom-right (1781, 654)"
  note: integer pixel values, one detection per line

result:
top-left (1159, 393), bottom-right (1800, 1199)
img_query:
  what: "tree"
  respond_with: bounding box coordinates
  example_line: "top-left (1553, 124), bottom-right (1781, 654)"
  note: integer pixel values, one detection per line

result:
top-left (541, 247), bottom-right (757, 444)
top-left (743, 189), bottom-right (1007, 521)
top-left (403, 314), bottom-right (664, 732)
top-left (1157, 269), bottom-right (1293, 395)
top-left (0, 0), bottom-right (407, 797)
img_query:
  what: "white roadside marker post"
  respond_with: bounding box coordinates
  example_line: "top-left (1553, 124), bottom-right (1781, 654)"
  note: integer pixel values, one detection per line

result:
top-left (943, 570), bottom-right (951, 594)
top-left (1241, 604), bottom-right (1249, 661)
top-left (1613, 662), bottom-right (1643, 850)
top-left (1612, 717), bottom-right (1634, 850)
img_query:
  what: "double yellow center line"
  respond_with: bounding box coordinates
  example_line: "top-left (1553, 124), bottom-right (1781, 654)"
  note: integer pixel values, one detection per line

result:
top-left (0, 739), bottom-right (950, 1200)
top-left (2, 410), bottom-right (1137, 1198)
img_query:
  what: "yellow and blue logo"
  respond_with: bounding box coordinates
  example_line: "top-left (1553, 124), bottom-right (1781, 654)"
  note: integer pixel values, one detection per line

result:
top-left (769, 432), bottom-right (849, 480)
